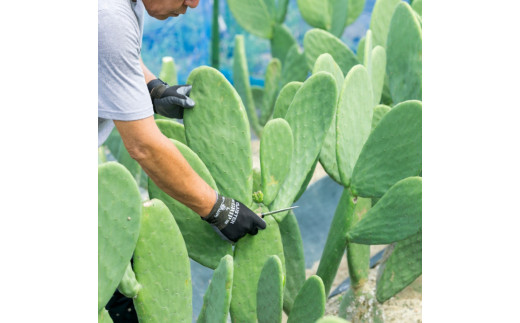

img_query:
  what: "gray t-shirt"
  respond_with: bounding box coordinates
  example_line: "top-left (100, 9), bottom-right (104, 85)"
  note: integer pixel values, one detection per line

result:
top-left (98, 0), bottom-right (153, 146)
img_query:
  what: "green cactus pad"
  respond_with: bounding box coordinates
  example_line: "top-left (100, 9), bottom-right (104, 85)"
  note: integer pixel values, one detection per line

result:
top-left (253, 167), bottom-right (262, 192)
top-left (261, 118), bottom-right (293, 206)
top-left (227, 0), bottom-right (274, 38)
top-left (278, 211), bottom-right (306, 314)
top-left (185, 66), bottom-right (253, 206)
top-left (159, 56), bottom-right (178, 86)
top-left (287, 275), bottom-right (326, 323)
top-left (371, 104), bottom-right (391, 131)
top-left (297, 0), bottom-right (331, 30)
top-left (281, 44), bottom-right (309, 86)
top-left (232, 35), bottom-right (263, 137)
top-left (370, 0), bottom-right (400, 47)
top-left (376, 230), bottom-right (422, 302)
top-left (98, 162), bottom-right (142, 311)
top-left (317, 316), bottom-right (351, 323)
top-left (271, 24), bottom-right (298, 65)
top-left (346, 0), bottom-right (366, 26)
top-left (348, 177), bottom-right (422, 244)
top-left (271, 72), bottom-right (337, 220)
top-left (336, 65), bottom-right (374, 187)
top-left (155, 119), bottom-right (187, 144)
top-left (387, 2), bottom-right (422, 104)
top-left (412, 0), bottom-right (422, 16)
top-left (329, 0), bottom-right (349, 37)
top-left (260, 58), bottom-right (282, 125)
top-left (272, 81), bottom-right (302, 119)
top-left (346, 198), bottom-right (371, 290)
top-left (231, 216), bottom-right (285, 323)
top-left (148, 140), bottom-right (232, 269)
top-left (257, 255), bottom-right (284, 323)
top-left (369, 46), bottom-right (386, 106)
top-left (197, 255), bottom-right (234, 323)
top-left (303, 28), bottom-right (359, 76)
top-left (316, 189), bottom-right (356, 296)
top-left (98, 308), bottom-right (113, 323)
top-left (252, 86), bottom-right (264, 110)
top-left (351, 100), bottom-right (422, 197)
top-left (133, 199), bottom-right (191, 322)
top-left (357, 37), bottom-right (366, 63)
top-left (313, 53), bottom-right (344, 184)
top-left (117, 263), bottom-right (141, 298)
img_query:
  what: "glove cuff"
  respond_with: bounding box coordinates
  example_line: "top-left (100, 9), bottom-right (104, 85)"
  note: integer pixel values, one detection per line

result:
top-left (147, 78), bottom-right (168, 99)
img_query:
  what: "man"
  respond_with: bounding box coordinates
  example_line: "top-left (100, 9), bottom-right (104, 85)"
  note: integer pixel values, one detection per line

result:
top-left (99, 0), bottom-right (266, 320)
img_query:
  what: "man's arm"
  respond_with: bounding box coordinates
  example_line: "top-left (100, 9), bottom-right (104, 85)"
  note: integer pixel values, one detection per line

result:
top-left (114, 116), bottom-right (216, 217)
top-left (140, 57), bottom-right (156, 84)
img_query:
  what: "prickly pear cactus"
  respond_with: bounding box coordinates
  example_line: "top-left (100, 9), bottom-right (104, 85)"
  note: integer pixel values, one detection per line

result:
top-left (348, 177), bottom-right (422, 245)
top-left (278, 211), bottom-right (306, 314)
top-left (272, 81), bottom-right (302, 119)
top-left (98, 308), bottom-right (113, 323)
top-left (314, 53), bottom-right (344, 184)
top-left (350, 100), bottom-right (422, 198)
top-left (287, 275), bottom-right (326, 323)
top-left (370, 105), bottom-right (391, 131)
top-left (98, 162), bottom-right (142, 312)
top-left (230, 215), bottom-right (285, 323)
top-left (185, 65), bottom-right (253, 207)
top-left (232, 35), bottom-right (263, 137)
top-left (386, 2), bottom-right (422, 104)
top-left (117, 263), bottom-right (141, 298)
top-left (412, 0), bottom-right (422, 16)
top-left (260, 118), bottom-right (293, 206)
top-left (281, 44), bottom-right (309, 86)
top-left (338, 287), bottom-right (383, 323)
top-left (336, 64), bottom-right (374, 187)
top-left (227, 0), bottom-right (275, 38)
top-left (271, 24), bottom-right (298, 65)
top-left (316, 189), bottom-right (357, 296)
top-left (345, 198), bottom-right (372, 292)
top-left (376, 230), bottom-right (422, 302)
top-left (148, 139), bottom-right (232, 269)
top-left (155, 119), bottom-right (186, 144)
top-left (159, 56), bottom-right (178, 86)
top-left (297, 0), bottom-right (331, 31)
top-left (369, 0), bottom-right (400, 48)
top-left (271, 72), bottom-right (338, 220)
top-left (260, 58), bottom-right (282, 126)
top-left (197, 255), bottom-right (234, 323)
top-left (303, 29), bottom-right (359, 76)
top-left (133, 199), bottom-right (191, 323)
top-left (257, 255), bottom-right (284, 323)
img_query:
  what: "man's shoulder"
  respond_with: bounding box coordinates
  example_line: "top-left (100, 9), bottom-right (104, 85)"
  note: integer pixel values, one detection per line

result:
top-left (99, 0), bottom-right (137, 26)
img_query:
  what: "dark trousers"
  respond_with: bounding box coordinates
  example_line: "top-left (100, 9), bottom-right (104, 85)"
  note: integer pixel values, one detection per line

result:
top-left (106, 290), bottom-right (139, 322)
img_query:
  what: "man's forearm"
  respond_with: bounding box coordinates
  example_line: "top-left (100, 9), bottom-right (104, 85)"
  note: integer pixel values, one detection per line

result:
top-left (140, 57), bottom-right (157, 84)
top-left (114, 117), bottom-right (216, 217)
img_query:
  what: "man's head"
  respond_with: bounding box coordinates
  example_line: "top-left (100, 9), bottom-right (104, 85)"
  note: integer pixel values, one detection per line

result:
top-left (142, 0), bottom-right (200, 20)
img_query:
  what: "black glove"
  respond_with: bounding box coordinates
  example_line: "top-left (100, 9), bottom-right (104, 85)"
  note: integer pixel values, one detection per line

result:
top-left (202, 192), bottom-right (267, 242)
top-left (147, 78), bottom-right (195, 119)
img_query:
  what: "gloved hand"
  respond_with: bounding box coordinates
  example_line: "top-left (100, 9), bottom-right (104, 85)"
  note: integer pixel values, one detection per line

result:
top-left (147, 78), bottom-right (195, 119)
top-left (202, 192), bottom-right (267, 242)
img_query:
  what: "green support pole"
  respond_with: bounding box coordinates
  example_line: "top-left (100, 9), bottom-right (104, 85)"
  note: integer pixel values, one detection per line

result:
top-left (211, 0), bottom-right (219, 69)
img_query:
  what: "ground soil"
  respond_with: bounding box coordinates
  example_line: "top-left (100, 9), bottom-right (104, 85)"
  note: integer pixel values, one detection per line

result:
top-left (251, 140), bottom-right (422, 322)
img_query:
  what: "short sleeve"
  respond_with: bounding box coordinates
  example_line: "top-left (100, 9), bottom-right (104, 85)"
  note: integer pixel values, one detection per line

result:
top-left (98, 5), bottom-right (153, 121)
